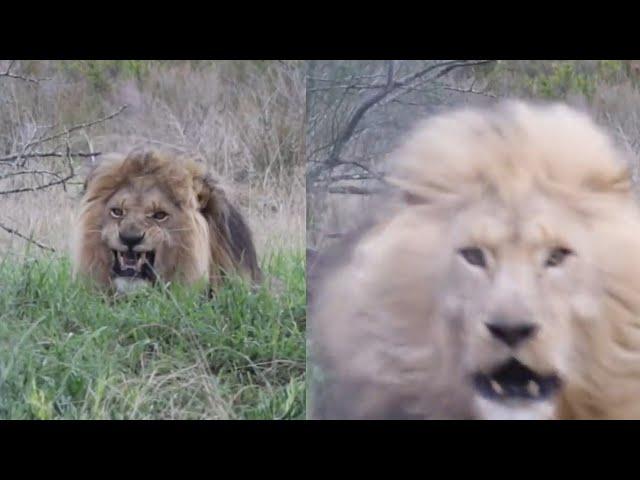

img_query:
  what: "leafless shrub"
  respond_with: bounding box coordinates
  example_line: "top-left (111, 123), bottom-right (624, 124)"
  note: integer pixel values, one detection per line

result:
top-left (0, 62), bottom-right (127, 253)
top-left (306, 60), bottom-right (495, 249)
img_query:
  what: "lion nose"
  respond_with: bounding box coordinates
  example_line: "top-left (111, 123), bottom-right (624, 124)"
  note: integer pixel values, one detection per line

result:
top-left (485, 321), bottom-right (538, 348)
top-left (119, 231), bottom-right (145, 249)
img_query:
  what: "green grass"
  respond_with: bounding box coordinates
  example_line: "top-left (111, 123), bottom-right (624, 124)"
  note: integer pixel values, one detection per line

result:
top-left (0, 251), bottom-right (306, 420)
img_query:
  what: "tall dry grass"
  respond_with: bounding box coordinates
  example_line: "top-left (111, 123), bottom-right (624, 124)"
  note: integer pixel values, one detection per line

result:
top-left (0, 60), bottom-right (305, 259)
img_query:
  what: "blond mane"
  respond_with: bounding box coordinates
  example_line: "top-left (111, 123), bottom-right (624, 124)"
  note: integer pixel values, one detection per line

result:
top-left (310, 101), bottom-right (640, 419)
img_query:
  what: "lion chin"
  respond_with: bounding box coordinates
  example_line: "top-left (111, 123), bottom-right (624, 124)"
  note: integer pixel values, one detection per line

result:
top-left (71, 149), bottom-right (261, 295)
top-left (309, 100), bottom-right (640, 420)
top-left (113, 276), bottom-right (153, 295)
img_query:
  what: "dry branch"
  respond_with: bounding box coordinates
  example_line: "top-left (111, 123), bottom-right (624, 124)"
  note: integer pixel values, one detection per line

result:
top-left (309, 60), bottom-right (495, 184)
top-left (22, 105), bottom-right (128, 151)
top-left (0, 169), bottom-right (65, 181)
top-left (0, 61), bottom-right (49, 83)
top-left (0, 151), bottom-right (103, 163)
top-left (0, 173), bottom-right (75, 195)
top-left (0, 96), bottom-right (128, 254)
top-left (0, 221), bottom-right (56, 252)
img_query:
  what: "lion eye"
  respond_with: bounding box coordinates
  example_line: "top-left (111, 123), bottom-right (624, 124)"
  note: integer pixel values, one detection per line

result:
top-left (152, 211), bottom-right (168, 221)
top-left (110, 208), bottom-right (124, 218)
top-left (459, 247), bottom-right (487, 268)
top-left (545, 247), bottom-right (574, 267)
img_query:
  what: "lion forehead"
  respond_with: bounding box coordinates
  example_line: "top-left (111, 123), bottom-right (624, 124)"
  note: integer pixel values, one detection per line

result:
top-left (108, 181), bottom-right (187, 212)
top-left (84, 150), bottom-right (203, 207)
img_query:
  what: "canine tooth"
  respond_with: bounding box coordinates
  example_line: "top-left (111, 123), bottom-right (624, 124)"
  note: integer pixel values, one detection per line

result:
top-left (490, 379), bottom-right (504, 395)
top-left (527, 380), bottom-right (540, 396)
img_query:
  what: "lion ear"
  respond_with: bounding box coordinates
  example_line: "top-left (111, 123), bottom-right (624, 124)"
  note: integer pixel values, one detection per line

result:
top-left (194, 176), bottom-right (212, 211)
top-left (195, 175), bottom-right (231, 231)
top-left (81, 153), bottom-right (124, 194)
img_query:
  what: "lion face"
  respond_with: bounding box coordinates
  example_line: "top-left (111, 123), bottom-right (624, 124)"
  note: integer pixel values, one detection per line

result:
top-left (72, 150), bottom-right (260, 295)
top-left (442, 197), bottom-right (602, 419)
top-left (99, 177), bottom-right (209, 293)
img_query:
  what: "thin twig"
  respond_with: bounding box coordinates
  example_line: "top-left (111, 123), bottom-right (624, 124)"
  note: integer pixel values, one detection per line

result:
top-left (0, 169), bottom-right (64, 181)
top-left (0, 105), bottom-right (123, 166)
top-left (0, 151), bottom-right (102, 163)
top-left (0, 172), bottom-right (75, 195)
top-left (0, 61), bottom-right (48, 83)
top-left (23, 105), bottom-right (128, 148)
top-left (0, 221), bottom-right (56, 252)
top-left (310, 60), bottom-right (495, 183)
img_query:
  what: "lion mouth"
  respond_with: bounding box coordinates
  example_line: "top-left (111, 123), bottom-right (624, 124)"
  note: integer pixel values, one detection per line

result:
top-left (472, 358), bottom-right (561, 402)
top-left (112, 250), bottom-right (156, 282)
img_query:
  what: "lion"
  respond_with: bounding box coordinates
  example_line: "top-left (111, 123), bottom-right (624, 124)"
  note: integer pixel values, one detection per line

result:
top-left (71, 149), bottom-right (261, 295)
top-left (309, 100), bottom-right (640, 420)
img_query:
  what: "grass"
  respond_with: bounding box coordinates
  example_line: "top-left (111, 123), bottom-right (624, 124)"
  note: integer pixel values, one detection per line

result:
top-left (0, 250), bottom-right (306, 420)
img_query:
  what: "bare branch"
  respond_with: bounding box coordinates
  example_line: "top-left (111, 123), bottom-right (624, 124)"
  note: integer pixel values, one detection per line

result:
top-left (316, 60), bottom-right (495, 178)
top-left (0, 169), bottom-right (65, 181)
top-left (0, 151), bottom-right (103, 163)
top-left (0, 221), bottom-right (56, 252)
top-left (0, 172), bottom-right (75, 195)
top-left (24, 104), bottom-right (128, 148)
top-left (0, 61), bottom-right (49, 83)
top-left (0, 105), bottom-right (125, 167)
top-left (307, 60), bottom-right (498, 247)
top-left (325, 61), bottom-right (395, 167)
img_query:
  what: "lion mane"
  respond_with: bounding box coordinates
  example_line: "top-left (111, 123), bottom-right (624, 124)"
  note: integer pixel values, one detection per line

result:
top-left (71, 149), bottom-right (261, 294)
top-left (309, 100), bottom-right (640, 420)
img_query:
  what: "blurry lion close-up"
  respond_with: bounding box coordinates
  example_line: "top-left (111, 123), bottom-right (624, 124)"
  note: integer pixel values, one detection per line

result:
top-left (72, 149), bottom-right (261, 295)
top-left (309, 100), bottom-right (640, 420)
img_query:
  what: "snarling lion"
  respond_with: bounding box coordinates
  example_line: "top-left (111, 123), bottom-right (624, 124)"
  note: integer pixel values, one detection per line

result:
top-left (72, 149), bottom-right (261, 295)
top-left (309, 101), bottom-right (640, 420)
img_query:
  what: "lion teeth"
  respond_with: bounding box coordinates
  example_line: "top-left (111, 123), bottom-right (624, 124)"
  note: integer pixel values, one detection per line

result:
top-left (113, 250), bottom-right (154, 274)
top-left (527, 380), bottom-right (540, 397)
top-left (137, 252), bottom-right (145, 269)
top-left (490, 379), bottom-right (504, 395)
